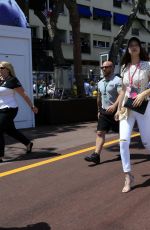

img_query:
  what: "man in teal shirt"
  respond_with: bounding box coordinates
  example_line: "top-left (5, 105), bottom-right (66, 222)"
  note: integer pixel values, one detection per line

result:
top-left (85, 61), bottom-right (122, 164)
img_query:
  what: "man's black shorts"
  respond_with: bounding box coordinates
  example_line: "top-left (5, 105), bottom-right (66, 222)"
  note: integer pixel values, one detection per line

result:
top-left (97, 112), bottom-right (119, 133)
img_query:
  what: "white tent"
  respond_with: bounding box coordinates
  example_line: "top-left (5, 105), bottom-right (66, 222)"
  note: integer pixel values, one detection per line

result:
top-left (0, 25), bottom-right (34, 129)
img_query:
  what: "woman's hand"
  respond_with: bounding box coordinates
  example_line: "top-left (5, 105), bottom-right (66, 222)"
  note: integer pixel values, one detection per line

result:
top-left (132, 93), bottom-right (145, 107)
top-left (106, 104), bottom-right (117, 113)
top-left (31, 106), bottom-right (38, 114)
top-left (114, 110), bottom-right (120, 121)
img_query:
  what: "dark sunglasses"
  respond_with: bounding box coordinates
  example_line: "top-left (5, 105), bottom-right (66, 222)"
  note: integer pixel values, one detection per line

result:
top-left (0, 67), bottom-right (5, 70)
top-left (100, 65), bottom-right (112, 70)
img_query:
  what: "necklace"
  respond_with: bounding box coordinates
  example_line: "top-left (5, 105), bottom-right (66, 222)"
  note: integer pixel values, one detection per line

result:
top-left (104, 80), bottom-right (109, 95)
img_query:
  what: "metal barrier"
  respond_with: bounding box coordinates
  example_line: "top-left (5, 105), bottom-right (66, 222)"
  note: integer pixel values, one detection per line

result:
top-left (33, 71), bottom-right (55, 98)
top-left (33, 71), bottom-right (100, 99)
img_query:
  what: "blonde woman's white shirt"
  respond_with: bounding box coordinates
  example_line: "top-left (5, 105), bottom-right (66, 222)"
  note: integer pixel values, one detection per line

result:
top-left (0, 76), bottom-right (22, 109)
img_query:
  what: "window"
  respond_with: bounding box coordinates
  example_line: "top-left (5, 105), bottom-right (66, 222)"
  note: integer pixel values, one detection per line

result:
top-left (141, 42), bottom-right (146, 48)
top-left (132, 28), bottom-right (139, 36)
top-left (148, 43), bottom-right (150, 54)
top-left (43, 28), bottom-right (52, 50)
top-left (148, 22), bottom-right (150, 31)
top-left (139, 5), bottom-right (145, 14)
top-left (98, 41), bottom-right (105, 47)
top-left (113, 0), bottom-right (122, 8)
top-left (47, 1), bottom-right (64, 14)
top-left (58, 2), bottom-right (65, 14)
top-left (93, 40), bottom-right (97, 47)
top-left (81, 37), bottom-right (91, 54)
top-left (69, 31), bottom-right (73, 44)
top-left (59, 30), bottom-right (67, 43)
top-left (92, 8), bottom-right (112, 30)
top-left (102, 18), bottom-right (111, 31)
top-left (106, 42), bottom-right (110, 48)
top-left (93, 40), bottom-right (110, 48)
top-left (43, 28), bottom-right (48, 41)
top-left (31, 27), bottom-right (37, 38)
top-left (124, 0), bottom-right (132, 3)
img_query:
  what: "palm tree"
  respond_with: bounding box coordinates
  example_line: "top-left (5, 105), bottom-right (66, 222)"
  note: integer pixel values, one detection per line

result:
top-left (64, 0), bottom-right (84, 97)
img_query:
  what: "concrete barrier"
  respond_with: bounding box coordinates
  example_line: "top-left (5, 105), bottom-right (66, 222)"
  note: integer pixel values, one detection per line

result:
top-left (34, 98), bottom-right (97, 125)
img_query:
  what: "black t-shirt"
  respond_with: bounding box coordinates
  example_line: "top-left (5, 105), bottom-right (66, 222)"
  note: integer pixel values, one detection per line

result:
top-left (0, 76), bottom-right (22, 89)
top-left (0, 76), bottom-right (22, 109)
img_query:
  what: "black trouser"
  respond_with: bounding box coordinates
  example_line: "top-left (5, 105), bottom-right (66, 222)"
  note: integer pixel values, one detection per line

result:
top-left (0, 107), bottom-right (30, 157)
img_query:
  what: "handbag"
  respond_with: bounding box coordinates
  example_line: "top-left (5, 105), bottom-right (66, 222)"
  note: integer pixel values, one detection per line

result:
top-left (124, 98), bottom-right (148, 114)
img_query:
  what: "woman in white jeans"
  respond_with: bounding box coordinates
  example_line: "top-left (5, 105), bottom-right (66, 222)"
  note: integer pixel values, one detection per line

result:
top-left (115, 37), bottom-right (150, 193)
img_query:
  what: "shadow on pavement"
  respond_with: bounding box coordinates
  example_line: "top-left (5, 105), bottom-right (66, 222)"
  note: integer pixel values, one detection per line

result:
top-left (131, 153), bottom-right (150, 164)
top-left (105, 136), bottom-right (144, 153)
top-left (87, 135), bottom-right (149, 167)
top-left (0, 222), bottom-right (51, 229)
top-left (88, 154), bottom-right (121, 167)
top-left (132, 174), bottom-right (150, 190)
top-left (6, 122), bottom-right (94, 145)
top-left (87, 152), bottom-right (150, 167)
top-left (4, 148), bottom-right (61, 162)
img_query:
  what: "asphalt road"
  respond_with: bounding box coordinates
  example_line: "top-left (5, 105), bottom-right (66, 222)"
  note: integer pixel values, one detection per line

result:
top-left (0, 122), bottom-right (150, 230)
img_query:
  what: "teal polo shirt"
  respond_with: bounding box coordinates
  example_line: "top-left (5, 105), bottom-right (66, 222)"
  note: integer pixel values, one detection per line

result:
top-left (98, 75), bottom-right (122, 110)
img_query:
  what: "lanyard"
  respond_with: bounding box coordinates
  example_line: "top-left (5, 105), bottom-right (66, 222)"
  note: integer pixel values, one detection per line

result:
top-left (128, 63), bottom-right (140, 87)
top-left (104, 81), bottom-right (109, 95)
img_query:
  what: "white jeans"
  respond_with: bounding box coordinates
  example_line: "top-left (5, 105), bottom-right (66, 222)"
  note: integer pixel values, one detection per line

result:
top-left (120, 102), bottom-right (150, 172)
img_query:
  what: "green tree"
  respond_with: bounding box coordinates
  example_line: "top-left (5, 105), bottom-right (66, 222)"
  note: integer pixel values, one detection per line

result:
top-left (34, 0), bottom-right (84, 97)
top-left (34, 1), bottom-right (66, 66)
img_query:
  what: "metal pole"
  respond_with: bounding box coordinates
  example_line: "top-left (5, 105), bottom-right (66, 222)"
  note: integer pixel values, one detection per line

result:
top-left (36, 73), bottom-right (39, 99)
top-left (47, 0), bottom-right (49, 10)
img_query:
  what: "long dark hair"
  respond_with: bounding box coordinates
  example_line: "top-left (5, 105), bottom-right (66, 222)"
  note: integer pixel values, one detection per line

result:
top-left (121, 37), bottom-right (149, 69)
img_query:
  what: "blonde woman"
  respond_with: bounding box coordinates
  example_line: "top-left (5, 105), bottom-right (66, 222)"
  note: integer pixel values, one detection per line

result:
top-left (0, 61), bottom-right (38, 162)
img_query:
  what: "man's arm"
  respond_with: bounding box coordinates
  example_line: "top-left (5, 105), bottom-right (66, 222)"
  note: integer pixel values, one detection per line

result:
top-left (97, 91), bottom-right (102, 113)
top-left (107, 77), bottom-right (123, 113)
top-left (113, 89), bottom-right (123, 108)
top-left (106, 89), bottom-right (122, 113)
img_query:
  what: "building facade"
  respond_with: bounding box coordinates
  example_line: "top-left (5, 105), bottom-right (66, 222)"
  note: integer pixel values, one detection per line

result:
top-left (29, 0), bottom-right (150, 77)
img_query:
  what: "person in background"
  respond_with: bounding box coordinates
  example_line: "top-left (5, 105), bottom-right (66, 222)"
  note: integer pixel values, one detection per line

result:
top-left (0, 61), bottom-right (38, 163)
top-left (84, 79), bottom-right (91, 96)
top-left (89, 80), bottom-right (97, 96)
top-left (115, 37), bottom-right (150, 193)
top-left (84, 61), bottom-right (122, 164)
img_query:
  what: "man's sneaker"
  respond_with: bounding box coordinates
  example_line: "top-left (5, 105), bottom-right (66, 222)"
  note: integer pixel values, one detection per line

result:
top-left (84, 153), bottom-right (100, 164)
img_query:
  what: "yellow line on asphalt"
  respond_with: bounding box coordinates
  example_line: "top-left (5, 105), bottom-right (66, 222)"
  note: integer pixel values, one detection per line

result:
top-left (0, 133), bottom-right (140, 178)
